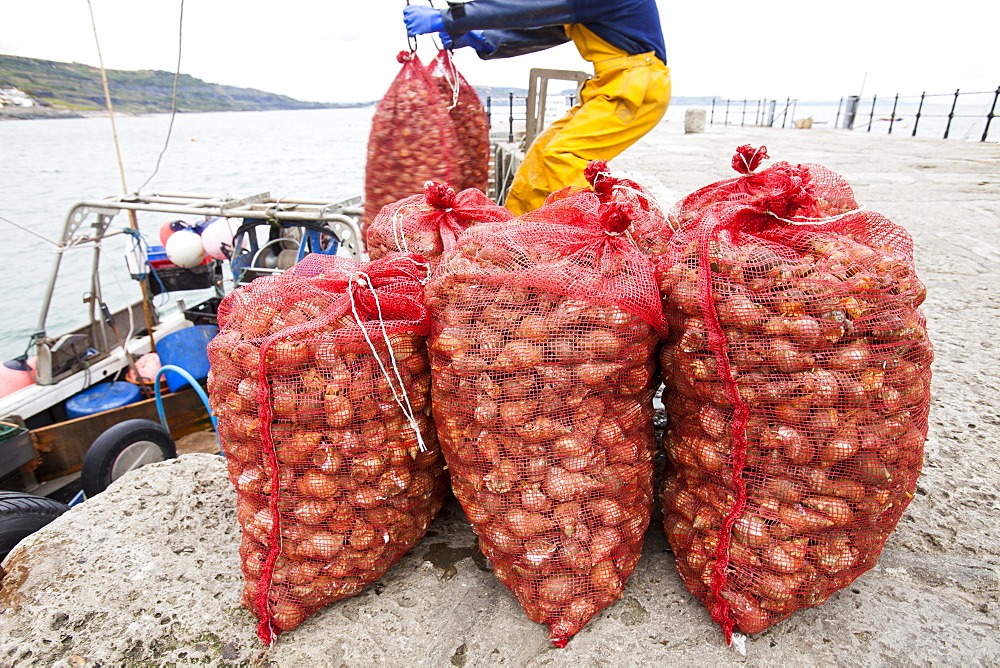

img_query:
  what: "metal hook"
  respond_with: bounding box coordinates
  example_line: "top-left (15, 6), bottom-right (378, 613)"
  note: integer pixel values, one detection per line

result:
top-left (404, 0), bottom-right (418, 51)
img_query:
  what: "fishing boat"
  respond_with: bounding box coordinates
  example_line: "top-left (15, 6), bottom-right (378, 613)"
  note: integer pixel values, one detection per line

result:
top-left (0, 190), bottom-right (364, 556)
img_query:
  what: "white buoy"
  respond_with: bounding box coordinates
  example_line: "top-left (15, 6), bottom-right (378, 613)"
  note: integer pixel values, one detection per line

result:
top-left (165, 229), bottom-right (206, 267)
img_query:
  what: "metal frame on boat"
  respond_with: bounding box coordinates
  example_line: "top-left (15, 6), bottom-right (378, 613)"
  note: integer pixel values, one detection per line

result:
top-left (0, 191), bottom-right (364, 499)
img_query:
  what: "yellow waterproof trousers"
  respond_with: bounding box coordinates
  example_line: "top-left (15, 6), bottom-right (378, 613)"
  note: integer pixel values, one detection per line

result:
top-left (504, 25), bottom-right (671, 216)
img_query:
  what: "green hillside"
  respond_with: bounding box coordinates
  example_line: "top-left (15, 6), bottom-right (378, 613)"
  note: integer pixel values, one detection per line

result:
top-left (0, 54), bottom-right (365, 115)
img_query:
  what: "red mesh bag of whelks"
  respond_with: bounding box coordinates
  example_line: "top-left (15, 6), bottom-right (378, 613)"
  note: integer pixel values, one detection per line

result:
top-left (366, 180), bottom-right (513, 267)
top-left (207, 252), bottom-right (448, 644)
top-left (426, 48), bottom-right (491, 192)
top-left (425, 169), bottom-right (668, 647)
top-left (654, 146), bottom-right (931, 641)
top-left (364, 50), bottom-right (460, 238)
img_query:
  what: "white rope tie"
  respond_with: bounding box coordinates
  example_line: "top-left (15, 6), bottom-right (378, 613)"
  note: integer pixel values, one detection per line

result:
top-left (609, 181), bottom-right (678, 232)
top-left (347, 272), bottom-right (427, 452)
top-left (389, 202), bottom-right (415, 253)
top-left (0, 214), bottom-right (60, 247)
top-left (764, 205), bottom-right (867, 226)
top-left (610, 182), bottom-right (666, 217)
top-left (387, 253), bottom-right (432, 284)
top-left (441, 54), bottom-right (460, 111)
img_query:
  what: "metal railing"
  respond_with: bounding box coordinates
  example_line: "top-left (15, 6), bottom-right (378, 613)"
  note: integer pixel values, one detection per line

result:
top-left (708, 97), bottom-right (800, 129)
top-left (485, 93), bottom-right (529, 143)
top-left (695, 87), bottom-right (998, 143)
top-left (838, 87), bottom-right (999, 142)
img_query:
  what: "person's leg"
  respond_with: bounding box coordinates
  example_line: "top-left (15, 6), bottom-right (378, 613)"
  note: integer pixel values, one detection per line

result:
top-left (504, 63), bottom-right (671, 215)
top-left (503, 104), bottom-right (580, 215)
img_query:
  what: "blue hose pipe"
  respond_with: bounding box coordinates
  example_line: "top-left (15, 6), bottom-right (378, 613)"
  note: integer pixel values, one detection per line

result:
top-left (154, 364), bottom-right (222, 455)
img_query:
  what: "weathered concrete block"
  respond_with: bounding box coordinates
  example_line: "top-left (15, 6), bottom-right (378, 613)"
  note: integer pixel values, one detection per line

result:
top-left (684, 108), bottom-right (706, 134)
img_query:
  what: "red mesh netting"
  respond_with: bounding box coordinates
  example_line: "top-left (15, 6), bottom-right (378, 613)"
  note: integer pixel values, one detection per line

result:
top-left (207, 252), bottom-right (448, 644)
top-left (654, 148), bottom-right (931, 641)
top-left (541, 162), bottom-right (676, 258)
top-left (671, 144), bottom-right (860, 230)
top-left (364, 50), bottom-right (460, 238)
top-left (365, 180), bottom-right (513, 267)
top-left (583, 160), bottom-right (676, 257)
top-left (425, 176), bottom-right (667, 647)
top-left (427, 49), bottom-right (491, 193)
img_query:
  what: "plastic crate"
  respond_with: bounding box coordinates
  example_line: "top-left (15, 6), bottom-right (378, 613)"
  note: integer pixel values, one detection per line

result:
top-left (184, 297), bottom-right (222, 327)
top-left (0, 423), bottom-right (35, 479)
top-left (146, 261), bottom-right (220, 295)
top-left (146, 244), bottom-right (170, 268)
top-left (0, 422), bottom-right (23, 443)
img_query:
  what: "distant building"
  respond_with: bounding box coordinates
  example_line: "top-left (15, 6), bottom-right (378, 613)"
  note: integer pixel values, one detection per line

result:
top-left (0, 87), bottom-right (36, 108)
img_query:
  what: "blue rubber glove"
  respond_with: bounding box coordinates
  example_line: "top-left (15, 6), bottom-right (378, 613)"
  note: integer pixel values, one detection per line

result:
top-left (403, 6), bottom-right (444, 36)
top-left (439, 30), bottom-right (494, 54)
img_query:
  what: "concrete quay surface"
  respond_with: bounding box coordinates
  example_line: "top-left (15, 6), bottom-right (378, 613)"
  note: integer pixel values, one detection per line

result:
top-left (1, 121), bottom-right (998, 666)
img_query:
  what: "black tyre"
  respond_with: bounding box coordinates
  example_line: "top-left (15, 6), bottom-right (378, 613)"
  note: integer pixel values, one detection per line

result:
top-left (81, 419), bottom-right (177, 498)
top-left (0, 491), bottom-right (70, 561)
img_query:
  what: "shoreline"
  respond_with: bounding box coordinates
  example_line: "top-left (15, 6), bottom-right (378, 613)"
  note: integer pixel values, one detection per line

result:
top-left (0, 108), bottom-right (86, 120)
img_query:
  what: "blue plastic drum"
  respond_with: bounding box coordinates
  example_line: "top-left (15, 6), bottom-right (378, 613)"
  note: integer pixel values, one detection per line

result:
top-left (156, 324), bottom-right (219, 392)
top-left (65, 381), bottom-right (143, 419)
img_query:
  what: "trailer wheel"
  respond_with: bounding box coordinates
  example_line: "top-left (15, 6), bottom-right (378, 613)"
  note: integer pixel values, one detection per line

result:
top-left (81, 419), bottom-right (177, 498)
top-left (0, 491), bottom-right (70, 560)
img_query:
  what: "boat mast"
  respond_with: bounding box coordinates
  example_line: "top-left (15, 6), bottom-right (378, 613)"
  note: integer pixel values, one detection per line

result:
top-left (86, 0), bottom-right (158, 352)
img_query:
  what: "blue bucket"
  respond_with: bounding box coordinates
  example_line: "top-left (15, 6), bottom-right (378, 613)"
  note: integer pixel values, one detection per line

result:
top-left (156, 324), bottom-right (219, 392)
top-left (66, 381), bottom-right (143, 419)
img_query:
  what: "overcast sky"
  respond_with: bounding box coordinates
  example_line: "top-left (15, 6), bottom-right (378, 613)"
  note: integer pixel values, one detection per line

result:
top-left (2, 1), bottom-right (997, 104)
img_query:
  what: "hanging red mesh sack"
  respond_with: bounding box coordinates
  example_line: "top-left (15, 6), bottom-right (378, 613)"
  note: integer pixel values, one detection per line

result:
top-left (427, 49), bottom-right (491, 193)
top-left (654, 148), bottom-right (931, 641)
top-left (364, 50), bottom-right (460, 239)
top-left (425, 177), bottom-right (667, 647)
top-left (207, 252), bottom-right (448, 644)
top-left (366, 180), bottom-right (513, 267)
top-left (669, 145), bottom-right (860, 231)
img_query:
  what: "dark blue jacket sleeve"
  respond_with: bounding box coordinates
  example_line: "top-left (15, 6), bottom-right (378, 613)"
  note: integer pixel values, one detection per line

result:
top-left (478, 26), bottom-right (571, 60)
top-left (443, 0), bottom-right (579, 32)
top-left (441, 0), bottom-right (667, 64)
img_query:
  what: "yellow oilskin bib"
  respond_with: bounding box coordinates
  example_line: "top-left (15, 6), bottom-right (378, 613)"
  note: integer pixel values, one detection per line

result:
top-left (504, 25), bottom-right (671, 216)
